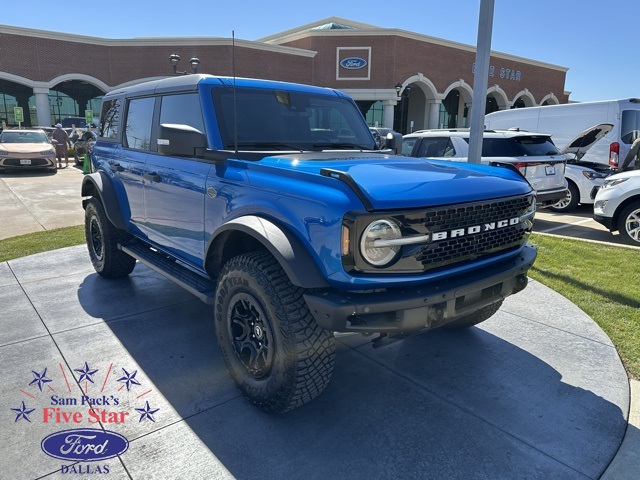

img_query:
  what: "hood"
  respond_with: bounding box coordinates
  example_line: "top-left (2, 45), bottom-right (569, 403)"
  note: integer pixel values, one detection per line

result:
top-left (560, 123), bottom-right (613, 160)
top-left (0, 142), bottom-right (52, 153)
top-left (256, 152), bottom-right (532, 210)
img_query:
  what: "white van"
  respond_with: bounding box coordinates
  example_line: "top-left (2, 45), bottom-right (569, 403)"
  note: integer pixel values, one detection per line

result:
top-left (484, 99), bottom-right (640, 168)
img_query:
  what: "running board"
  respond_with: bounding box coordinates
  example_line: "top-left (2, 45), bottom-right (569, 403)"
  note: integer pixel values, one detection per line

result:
top-left (119, 241), bottom-right (216, 304)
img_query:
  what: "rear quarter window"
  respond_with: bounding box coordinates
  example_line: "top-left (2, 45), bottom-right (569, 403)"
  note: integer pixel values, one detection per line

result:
top-left (99, 98), bottom-right (121, 140)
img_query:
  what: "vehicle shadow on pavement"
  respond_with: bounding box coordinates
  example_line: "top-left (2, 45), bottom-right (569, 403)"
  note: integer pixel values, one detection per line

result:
top-left (72, 267), bottom-right (628, 480)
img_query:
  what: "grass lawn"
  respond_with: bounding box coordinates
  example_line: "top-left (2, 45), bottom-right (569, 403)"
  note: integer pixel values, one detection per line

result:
top-left (0, 227), bottom-right (638, 378)
top-left (528, 233), bottom-right (640, 379)
top-left (0, 225), bottom-right (85, 263)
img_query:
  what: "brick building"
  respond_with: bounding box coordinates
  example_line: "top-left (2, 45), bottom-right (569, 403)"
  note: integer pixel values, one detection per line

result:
top-left (0, 17), bottom-right (569, 133)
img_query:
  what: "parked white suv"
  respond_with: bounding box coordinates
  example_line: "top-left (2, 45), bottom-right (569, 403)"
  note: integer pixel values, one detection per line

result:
top-left (593, 170), bottom-right (640, 245)
top-left (402, 129), bottom-right (567, 206)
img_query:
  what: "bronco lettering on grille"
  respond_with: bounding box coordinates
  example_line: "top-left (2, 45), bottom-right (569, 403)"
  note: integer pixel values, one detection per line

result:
top-left (431, 217), bottom-right (520, 241)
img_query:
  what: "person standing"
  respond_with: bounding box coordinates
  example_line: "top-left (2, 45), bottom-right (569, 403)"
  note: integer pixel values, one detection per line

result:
top-left (52, 123), bottom-right (71, 168)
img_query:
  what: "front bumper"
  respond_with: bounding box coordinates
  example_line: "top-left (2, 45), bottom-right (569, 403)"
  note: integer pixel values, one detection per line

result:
top-left (593, 214), bottom-right (614, 230)
top-left (0, 156), bottom-right (56, 169)
top-left (305, 244), bottom-right (537, 334)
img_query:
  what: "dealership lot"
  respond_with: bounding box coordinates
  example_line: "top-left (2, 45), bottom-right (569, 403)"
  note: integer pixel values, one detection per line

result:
top-left (0, 167), bottom-right (637, 478)
top-left (535, 205), bottom-right (630, 245)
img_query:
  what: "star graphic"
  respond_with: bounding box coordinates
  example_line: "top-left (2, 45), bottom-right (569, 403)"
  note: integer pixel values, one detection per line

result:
top-left (11, 401), bottom-right (35, 423)
top-left (135, 401), bottom-right (159, 423)
top-left (74, 362), bottom-right (99, 384)
top-left (117, 368), bottom-right (141, 391)
top-left (29, 368), bottom-right (52, 392)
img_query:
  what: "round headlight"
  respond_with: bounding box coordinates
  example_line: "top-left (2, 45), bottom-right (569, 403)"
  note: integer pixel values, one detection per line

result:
top-left (360, 219), bottom-right (402, 266)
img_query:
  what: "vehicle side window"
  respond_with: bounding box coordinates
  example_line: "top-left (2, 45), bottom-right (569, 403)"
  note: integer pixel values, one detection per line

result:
top-left (160, 94), bottom-right (205, 133)
top-left (401, 138), bottom-right (418, 156)
top-left (99, 99), bottom-right (121, 140)
top-left (621, 110), bottom-right (640, 144)
top-left (124, 97), bottom-right (155, 150)
top-left (416, 137), bottom-right (456, 157)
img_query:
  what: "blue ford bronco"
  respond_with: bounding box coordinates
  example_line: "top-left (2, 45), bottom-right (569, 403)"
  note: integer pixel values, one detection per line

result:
top-left (82, 74), bottom-right (537, 413)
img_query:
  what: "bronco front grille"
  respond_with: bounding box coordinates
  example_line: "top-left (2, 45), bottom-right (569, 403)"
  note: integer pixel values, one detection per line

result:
top-left (347, 194), bottom-right (534, 274)
top-left (415, 195), bottom-right (533, 270)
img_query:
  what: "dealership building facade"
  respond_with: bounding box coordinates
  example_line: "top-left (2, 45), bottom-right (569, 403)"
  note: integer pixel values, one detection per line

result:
top-left (0, 17), bottom-right (569, 133)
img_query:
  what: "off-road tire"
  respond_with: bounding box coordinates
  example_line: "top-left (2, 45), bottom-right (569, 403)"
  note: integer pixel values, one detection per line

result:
top-left (444, 300), bottom-right (503, 329)
top-left (84, 198), bottom-right (136, 278)
top-left (617, 201), bottom-right (640, 246)
top-left (548, 181), bottom-right (580, 212)
top-left (214, 251), bottom-right (335, 414)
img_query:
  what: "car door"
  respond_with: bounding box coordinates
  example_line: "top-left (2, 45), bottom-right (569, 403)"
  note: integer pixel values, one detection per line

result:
top-left (118, 96), bottom-right (155, 238)
top-left (143, 93), bottom-right (211, 267)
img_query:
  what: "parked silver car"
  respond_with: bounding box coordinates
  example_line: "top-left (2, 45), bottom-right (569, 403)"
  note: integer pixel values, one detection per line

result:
top-left (402, 128), bottom-right (568, 206)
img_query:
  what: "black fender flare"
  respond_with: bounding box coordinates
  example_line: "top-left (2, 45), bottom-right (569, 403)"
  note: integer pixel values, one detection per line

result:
top-left (208, 216), bottom-right (330, 289)
top-left (81, 171), bottom-right (127, 230)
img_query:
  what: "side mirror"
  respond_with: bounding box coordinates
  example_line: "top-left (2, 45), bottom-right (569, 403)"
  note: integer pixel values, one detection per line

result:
top-left (385, 132), bottom-right (403, 155)
top-left (157, 123), bottom-right (207, 157)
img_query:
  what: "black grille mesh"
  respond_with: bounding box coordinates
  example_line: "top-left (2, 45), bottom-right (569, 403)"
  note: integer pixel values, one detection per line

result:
top-left (413, 195), bottom-right (533, 270)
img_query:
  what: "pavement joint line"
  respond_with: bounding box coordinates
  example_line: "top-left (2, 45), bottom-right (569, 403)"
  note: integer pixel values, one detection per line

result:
top-left (541, 217), bottom-right (594, 233)
top-left (499, 308), bottom-right (620, 351)
top-left (349, 344), bottom-right (592, 478)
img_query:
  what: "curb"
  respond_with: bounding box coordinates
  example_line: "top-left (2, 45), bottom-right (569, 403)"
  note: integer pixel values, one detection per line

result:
top-left (601, 378), bottom-right (640, 479)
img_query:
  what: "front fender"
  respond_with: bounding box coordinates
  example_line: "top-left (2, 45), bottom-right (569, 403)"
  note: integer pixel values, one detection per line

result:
top-left (207, 216), bottom-right (330, 289)
top-left (81, 171), bottom-right (126, 230)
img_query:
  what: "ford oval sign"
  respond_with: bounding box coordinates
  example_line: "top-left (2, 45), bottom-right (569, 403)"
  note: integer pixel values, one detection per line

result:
top-left (41, 428), bottom-right (129, 462)
top-left (340, 57), bottom-right (367, 70)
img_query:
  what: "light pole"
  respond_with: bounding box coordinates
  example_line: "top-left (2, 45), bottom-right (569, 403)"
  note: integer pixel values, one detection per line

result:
top-left (169, 54), bottom-right (201, 75)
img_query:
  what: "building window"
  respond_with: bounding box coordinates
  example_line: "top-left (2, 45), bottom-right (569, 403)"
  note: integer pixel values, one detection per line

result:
top-left (49, 91), bottom-right (77, 125)
top-left (441, 90), bottom-right (460, 128)
top-left (364, 101), bottom-right (384, 127)
top-left (485, 96), bottom-right (499, 114)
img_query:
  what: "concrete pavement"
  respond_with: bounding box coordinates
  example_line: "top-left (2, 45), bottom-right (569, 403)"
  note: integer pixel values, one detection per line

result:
top-left (0, 245), bottom-right (633, 479)
top-left (0, 166), bottom-right (85, 240)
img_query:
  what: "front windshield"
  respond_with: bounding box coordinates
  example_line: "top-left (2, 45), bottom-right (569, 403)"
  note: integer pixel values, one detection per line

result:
top-left (211, 87), bottom-right (376, 151)
top-left (0, 131), bottom-right (49, 143)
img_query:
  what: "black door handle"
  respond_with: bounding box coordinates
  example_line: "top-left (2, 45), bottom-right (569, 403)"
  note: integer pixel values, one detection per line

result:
top-left (143, 172), bottom-right (161, 182)
top-left (109, 163), bottom-right (123, 172)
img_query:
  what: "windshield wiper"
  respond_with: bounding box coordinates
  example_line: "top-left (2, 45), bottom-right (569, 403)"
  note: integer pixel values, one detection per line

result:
top-left (232, 142), bottom-right (302, 151)
top-left (312, 142), bottom-right (370, 150)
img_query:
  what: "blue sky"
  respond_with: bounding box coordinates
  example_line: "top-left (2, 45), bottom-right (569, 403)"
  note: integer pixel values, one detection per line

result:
top-left (3, 0), bottom-right (638, 102)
